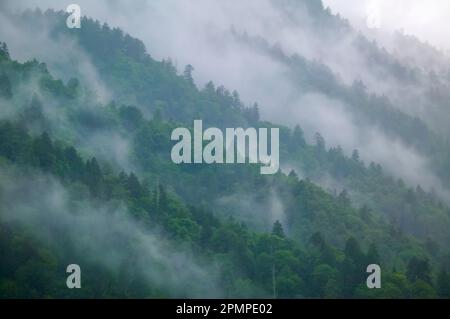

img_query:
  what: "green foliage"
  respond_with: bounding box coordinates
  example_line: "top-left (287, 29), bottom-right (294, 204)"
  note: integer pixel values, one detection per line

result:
top-left (0, 8), bottom-right (449, 299)
top-left (0, 73), bottom-right (12, 99)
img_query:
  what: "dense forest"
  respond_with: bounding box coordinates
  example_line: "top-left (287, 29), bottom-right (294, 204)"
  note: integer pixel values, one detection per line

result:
top-left (1, 2), bottom-right (450, 299)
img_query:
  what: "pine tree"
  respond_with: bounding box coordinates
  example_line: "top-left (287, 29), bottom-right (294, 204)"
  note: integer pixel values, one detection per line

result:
top-left (85, 157), bottom-right (103, 197)
top-left (341, 237), bottom-right (366, 297)
top-left (407, 257), bottom-right (432, 284)
top-left (127, 173), bottom-right (143, 200)
top-left (0, 42), bottom-right (9, 59)
top-left (0, 73), bottom-right (12, 99)
top-left (366, 243), bottom-right (381, 265)
top-left (309, 232), bottom-right (325, 250)
top-left (437, 269), bottom-right (450, 298)
top-left (183, 64), bottom-right (195, 85)
top-left (272, 220), bottom-right (285, 238)
top-left (292, 124), bottom-right (306, 148)
top-left (33, 132), bottom-right (55, 172)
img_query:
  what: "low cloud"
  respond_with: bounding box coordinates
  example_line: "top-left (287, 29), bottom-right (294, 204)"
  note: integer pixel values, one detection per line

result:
top-left (0, 166), bottom-right (222, 297)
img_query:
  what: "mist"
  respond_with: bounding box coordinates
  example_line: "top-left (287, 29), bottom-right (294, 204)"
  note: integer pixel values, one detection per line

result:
top-left (2, 1), bottom-right (450, 300)
top-left (2, 0), bottom-right (450, 197)
top-left (216, 188), bottom-right (287, 233)
top-left (323, 0), bottom-right (450, 52)
top-left (0, 166), bottom-right (222, 298)
top-left (0, 8), bottom-right (111, 103)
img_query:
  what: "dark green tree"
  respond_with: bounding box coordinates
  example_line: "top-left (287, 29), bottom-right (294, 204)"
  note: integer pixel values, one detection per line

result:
top-left (272, 221), bottom-right (285, 238)
top-left (407, 257), bottom-right (432, 284)
top-left (0, 73), bottom-right (12, 99)
top-left (33, 132), bottom-right (55, 172)
top-left (437, 268), bottom-right (450, 298)
top-left (366, 243), bottom-right (381, 265)
top-left (183, 64), bottom-right (195, 85)
top-left (127, 173), bottom-right (144, 200)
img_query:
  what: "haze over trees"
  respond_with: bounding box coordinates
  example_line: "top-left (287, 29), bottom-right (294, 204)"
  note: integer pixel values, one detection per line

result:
top-left (1, 1), bottom-right (450, 298)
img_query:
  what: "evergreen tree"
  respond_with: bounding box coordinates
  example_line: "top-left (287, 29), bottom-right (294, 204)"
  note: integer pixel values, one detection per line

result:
top-left (437, 269), bottom-right (450, 298)
top-left (33, 132), bottom-right (55, 172)
top-left (183, 64), bottom-right (195, 85)
top-left (292, 124), bottom-right (306, 148)
top-left (366, 243), bottom-right (381, 265)
top-left (272, 221), bottom-right (285, 238)
top-left (127, 173), bottom-right (143, 200)
top-left (407, 257), bottom-right (432, 284)
top-left (85, 157), bottom-right (103, 197)
top-left (0, 42), bottom-right (9, 59)
top-left (0, 73), bottom-right (12, 99)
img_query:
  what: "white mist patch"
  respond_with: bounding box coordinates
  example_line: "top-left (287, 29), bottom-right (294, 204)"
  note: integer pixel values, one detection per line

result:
top-left (277, 93), bottom-right (449, 196)
top-left (0, 10), bottom-right (111, 104)
top-left (323, 0), bottom-right (450, 51)
top-left (4, 0), bottom-right (449, 198)
top-left (216, 188), bottom-right (287, 233)
top-left (358, 130), bottom-right (450, 198)
top-left (0, 167), bottom-right (222, 297)
top-left (82, 131), bottom-right (134, 172)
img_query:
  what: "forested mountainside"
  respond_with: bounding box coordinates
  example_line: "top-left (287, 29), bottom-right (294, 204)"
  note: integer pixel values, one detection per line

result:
top-left (1, 2), bottom-right (450, 299)
top-left (1, 44), bottom-right (450, 299)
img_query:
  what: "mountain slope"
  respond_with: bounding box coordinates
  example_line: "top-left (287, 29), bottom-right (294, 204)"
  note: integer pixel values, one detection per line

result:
top-left (1, 5), bottom-right (450, 298)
